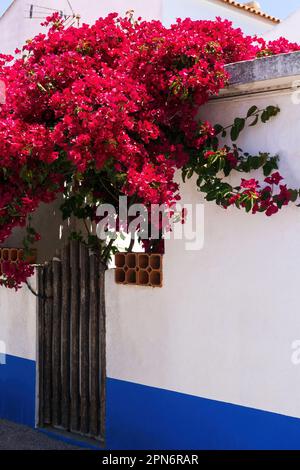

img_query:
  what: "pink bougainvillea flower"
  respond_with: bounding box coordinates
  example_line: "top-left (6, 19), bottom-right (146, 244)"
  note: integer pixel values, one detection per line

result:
top-left (0, 13), bottom-right (299, 287)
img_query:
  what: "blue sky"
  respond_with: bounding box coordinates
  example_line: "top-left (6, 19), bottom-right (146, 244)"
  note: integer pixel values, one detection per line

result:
top-left (0, 0), bottom-right (11, 16)
top-left (0, 0), bottom-right (299, 18)
top-left (261, 0), bottom-right (300, 19)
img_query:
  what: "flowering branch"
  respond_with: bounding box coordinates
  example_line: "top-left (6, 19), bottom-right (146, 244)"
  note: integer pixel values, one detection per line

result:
top-left (0, 13), bottom-right (299, 288)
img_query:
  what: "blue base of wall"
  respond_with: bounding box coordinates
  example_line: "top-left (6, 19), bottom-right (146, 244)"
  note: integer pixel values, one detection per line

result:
top-left (0, 354), bottom-right (36, 427)
top-left (106, 378), bottom-right (300, 450)
top-left (2, 355), bottom-right (300, 449)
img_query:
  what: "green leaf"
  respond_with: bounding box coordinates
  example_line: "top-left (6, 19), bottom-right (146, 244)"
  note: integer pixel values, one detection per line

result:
top-left (263, 157), bottom-right (279, 176)
top-left (249, 156), bottom-right (261, 170)
top-left (231, 118), bottom-right (245, 141)
top-left (249, 115), bottom-right (259, 127)
top-left (247, 105), bottom-right (258, 118)
top-left (259, 153), bottom-right (269, 167)
top-left (245, 199), bottom-right (253, 213)
top-left (206, 191), bottom-right (218, 202)
top-left (196, 176), bottom-right (203, 187)
top-left (266, 105), bottom-right (280, 117)
top-left (218, 158), bottom-right (225, 172)
top-left (230, 127), bottom-right (239, 141)
top-left (263, 161), bottom-right (273, 177)
top-left (214, 124), bottom-right (224, 135)
top-left (261, 106), bottom-right (280, 124)
top-left (261, 110), bottom-right (269, 123)
top-left (224, 165), bottom-right (231, 177)
top-left (289, 189), bottom-right (299, 202)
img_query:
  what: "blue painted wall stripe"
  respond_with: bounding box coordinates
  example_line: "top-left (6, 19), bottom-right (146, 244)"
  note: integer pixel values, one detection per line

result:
top-left (106, 378), bottom-right (300, 450)
top-left (0, 354), bottom-right (36, 427)
top-left (2, 355), bottom-right (300, 449)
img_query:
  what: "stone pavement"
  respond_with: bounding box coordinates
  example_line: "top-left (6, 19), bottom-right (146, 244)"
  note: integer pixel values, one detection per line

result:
top-left (0, 420), bottom-right (81, 450)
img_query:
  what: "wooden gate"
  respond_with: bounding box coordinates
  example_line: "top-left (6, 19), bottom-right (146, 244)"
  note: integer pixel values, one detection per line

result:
top-left (37, 241), bottom-right (106, 443)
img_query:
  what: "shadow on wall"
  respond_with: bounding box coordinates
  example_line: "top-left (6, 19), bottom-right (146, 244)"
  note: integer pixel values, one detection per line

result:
top-left (0, 197), bottom-right (77, 264)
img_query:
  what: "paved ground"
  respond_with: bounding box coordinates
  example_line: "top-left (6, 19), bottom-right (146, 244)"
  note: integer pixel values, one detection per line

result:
top-left (0, 420), bottom-right (81, 450)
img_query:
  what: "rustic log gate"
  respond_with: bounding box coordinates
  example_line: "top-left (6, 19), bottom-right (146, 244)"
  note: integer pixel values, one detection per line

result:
top-left (37, 241), bottom-right (106, 443)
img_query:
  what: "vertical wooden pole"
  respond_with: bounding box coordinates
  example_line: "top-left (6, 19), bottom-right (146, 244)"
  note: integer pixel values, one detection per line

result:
top-left (61, 244), bottom-right (71, 430)
top-left (80, 243), bottom-right (90, 435)
top-left (52, 256), bottom-right (62, 427)
top-left (99, 263), bottom-right (106, 442)
top-left (37, 265), bottom-right (45, 427)
top-left (43, 262), bottom-right (53, 425)
top-left (89, 251), bottom-right (100, 438)
top-left (70, 240), bottom-right (80, 432)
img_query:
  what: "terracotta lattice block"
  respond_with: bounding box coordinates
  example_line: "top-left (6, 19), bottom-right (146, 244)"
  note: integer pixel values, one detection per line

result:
top-left (115, 253), bottom-right (126, 268)
top-left (137, 269), bottom-right (149, 286)
top-left (115, 268), bottom-right (126, 284)
top-left (0, 248), bottom-right (37, 275)
top-left (114, 252), bottom-right (163, 288)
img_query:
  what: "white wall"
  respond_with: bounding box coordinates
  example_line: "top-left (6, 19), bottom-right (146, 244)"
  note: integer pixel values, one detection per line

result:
top-left (162, 0), bottom-right (273, 34)
top-left (0, 273), bottom-right (37, 361)
top-left (0, 0), bottom-right (295, 422)
top-left (264, 9), bottom-right (300, 42)
top-left (0, 0), bottom-right (275, 55)
top-left (106, 85), bottom-right (300, 419)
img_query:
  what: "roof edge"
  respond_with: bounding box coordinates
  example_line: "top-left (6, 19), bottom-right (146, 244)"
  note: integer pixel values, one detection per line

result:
top-left (218, 0), bottom-right (281, 24)
top-left (0, 0), bottom-right (16, 19)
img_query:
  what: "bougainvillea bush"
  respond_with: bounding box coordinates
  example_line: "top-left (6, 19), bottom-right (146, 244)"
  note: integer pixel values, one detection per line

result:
top-left (0, 12), bottom-right (299, 288)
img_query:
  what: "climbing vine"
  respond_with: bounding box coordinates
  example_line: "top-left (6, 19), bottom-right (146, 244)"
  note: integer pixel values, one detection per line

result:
top-left (0, 13), bottom-right (299, 288)
top-left (183, 104), bottom-right (299, 216)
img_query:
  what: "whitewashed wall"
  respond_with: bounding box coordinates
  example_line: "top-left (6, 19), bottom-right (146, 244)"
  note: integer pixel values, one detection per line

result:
top-left (0, 273), bottom-right (37, 362)
top-left (264, 8), bottom-right (300, 42)
top-left (0, 0), bottom-right (275, 55)
top-left (162, 0), bottom-right (274, 33)
top-left (106, 83), bottom-right (300, 420)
